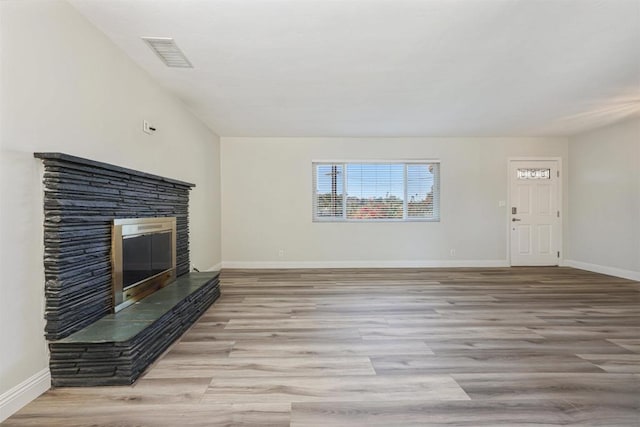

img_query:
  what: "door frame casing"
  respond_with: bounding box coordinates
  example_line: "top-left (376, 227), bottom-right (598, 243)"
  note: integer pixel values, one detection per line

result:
top-left (507, 157), bottom-right (563, 267)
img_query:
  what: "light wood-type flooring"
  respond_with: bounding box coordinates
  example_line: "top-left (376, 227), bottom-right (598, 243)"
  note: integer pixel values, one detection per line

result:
top-left (4, 267), bottom-right (640, 426)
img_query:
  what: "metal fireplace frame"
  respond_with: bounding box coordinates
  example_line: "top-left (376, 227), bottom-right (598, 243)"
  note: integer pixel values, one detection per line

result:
top-left (111, 217), bottom-right (177, 312)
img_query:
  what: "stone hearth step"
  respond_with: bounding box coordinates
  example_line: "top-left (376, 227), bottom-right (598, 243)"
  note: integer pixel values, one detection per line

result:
top-left (48, 271), bottom-right (220, 386)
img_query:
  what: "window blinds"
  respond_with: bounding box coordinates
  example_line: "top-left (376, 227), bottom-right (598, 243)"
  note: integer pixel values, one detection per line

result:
top-left (313, 162), bottom-right (440, 221)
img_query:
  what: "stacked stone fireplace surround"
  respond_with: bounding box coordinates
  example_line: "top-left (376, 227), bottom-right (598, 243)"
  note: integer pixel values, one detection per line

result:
top-left (35, 153), bottom-right (220, 386)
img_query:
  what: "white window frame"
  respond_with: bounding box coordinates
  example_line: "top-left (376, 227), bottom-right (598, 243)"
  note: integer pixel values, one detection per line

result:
top-left (312, 160), bottom-right (441, 223)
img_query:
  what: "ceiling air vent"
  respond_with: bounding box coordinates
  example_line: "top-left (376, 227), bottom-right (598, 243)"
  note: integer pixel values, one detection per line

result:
top-left (142, 37), bottom-right (193, 68)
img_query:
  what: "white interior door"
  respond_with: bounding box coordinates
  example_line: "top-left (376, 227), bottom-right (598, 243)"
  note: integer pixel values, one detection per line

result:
top-left (509, 160), bottom-right (560, 266)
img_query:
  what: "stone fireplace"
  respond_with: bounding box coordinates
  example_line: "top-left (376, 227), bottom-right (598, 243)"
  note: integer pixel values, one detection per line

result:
top-left (35, 152), bottom-right (194, 340)
top-left (35, 153), bottom-right (220, 386)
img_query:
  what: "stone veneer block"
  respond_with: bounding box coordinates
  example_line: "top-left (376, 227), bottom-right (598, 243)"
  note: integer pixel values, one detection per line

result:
top-left (34, 152), bottom-right (195, 340)
top-left (49, 272), bottom-right (220, 386)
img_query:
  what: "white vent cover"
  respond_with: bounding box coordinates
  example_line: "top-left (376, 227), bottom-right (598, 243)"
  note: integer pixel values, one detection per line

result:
top-left (142, 37), bottom-right (193, 68)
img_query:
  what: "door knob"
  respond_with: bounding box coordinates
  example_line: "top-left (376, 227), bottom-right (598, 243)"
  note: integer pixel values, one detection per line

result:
top-left (512, 218), bottom-right (521, 222)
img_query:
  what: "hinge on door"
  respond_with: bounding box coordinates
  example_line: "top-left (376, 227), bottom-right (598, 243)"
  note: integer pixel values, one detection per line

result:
top-left (557, 210), bottom-right (560, 218)
top-left (557, 251), bottom-right (560, 258)
top-left (557, 170), bottom-right (559, 178)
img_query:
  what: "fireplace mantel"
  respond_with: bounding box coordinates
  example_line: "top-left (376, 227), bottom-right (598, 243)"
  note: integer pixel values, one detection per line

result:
top-left (34, 152), bottom-right (195, 188)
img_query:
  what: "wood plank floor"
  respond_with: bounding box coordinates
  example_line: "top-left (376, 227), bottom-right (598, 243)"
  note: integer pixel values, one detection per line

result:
top-left (5, 267), bottom-right (640, 426)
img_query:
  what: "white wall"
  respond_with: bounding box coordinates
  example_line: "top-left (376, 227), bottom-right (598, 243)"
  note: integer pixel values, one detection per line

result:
top-left (566, 117), bottom-right (640, 280)
top-left (221, 137), bottom-right (568, 268)
top-left (0, 0), bottom-right (221, 417)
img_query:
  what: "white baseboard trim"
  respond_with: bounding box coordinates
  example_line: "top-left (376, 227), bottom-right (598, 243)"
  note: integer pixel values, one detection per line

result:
top-left (221, 260), bottom-right (509, 269)
top-left (0, 368), bottom-right (50, 422)
top-left (563, 259), bottom-right (640, 281)
top-left (205, 262), bottom-right (222, 272)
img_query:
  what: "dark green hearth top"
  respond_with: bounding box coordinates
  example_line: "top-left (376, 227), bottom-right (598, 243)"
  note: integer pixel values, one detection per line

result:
top-left (34, 152), bottom-right (195, 188)
top-left (57, 271), bottom-right (219, 344)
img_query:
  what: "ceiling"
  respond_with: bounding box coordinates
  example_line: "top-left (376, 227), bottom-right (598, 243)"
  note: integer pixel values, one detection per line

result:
top-left (69, 0), bottom-right (640, 137)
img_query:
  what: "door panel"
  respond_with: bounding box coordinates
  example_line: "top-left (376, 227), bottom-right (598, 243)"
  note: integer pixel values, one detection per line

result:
top-left (517, 226), bottom-right (531, 254)
top-left (510, 160), bottom-right (560, 266)
top-left (537, 224), bottom-right (552, 254)
top-left (516, 185), bottom-right (531, 214)
top-left (538, 184), bottom-right (551, 215)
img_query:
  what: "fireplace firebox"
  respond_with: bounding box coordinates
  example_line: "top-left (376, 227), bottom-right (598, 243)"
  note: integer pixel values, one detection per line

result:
top-left (111, 217), bottom-right (177, 312)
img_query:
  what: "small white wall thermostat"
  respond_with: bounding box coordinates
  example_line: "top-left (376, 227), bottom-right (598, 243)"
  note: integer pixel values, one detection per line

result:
top-left (143, 120), bottom-right (156, 134)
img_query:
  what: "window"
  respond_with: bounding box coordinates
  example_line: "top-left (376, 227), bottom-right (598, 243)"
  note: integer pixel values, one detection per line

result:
top-left (517, 168), bottom-right (551, 180)
top-left (313, 161), bottom-right (440, 222)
